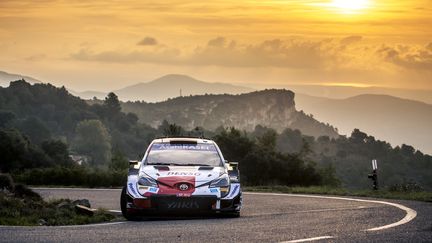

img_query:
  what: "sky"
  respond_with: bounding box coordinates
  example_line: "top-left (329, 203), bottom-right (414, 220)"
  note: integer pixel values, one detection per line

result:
top-left (0, 0), bottom-right (431, 92)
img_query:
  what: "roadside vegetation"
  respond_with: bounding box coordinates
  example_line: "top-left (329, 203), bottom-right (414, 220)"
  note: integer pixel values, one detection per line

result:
top-left (0, 174), bottom-right (116, 226)
top-left (245, 185), bottom-right (432, 202)
top-left (0, 80), bottom-right (431, 192)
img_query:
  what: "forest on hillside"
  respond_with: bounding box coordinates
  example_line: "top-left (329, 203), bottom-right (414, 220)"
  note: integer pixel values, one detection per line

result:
top-left (0, 80), bottom-right (431, 190)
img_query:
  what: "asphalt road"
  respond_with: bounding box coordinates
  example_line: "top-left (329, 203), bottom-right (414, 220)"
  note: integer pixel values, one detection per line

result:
top-left (1, 188), bottom-right (431, 242)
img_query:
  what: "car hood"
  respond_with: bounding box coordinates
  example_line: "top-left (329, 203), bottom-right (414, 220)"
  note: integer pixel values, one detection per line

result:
top-left (142, 165), bottom-right (225, 183)
top-left (141, 165), bottom-right (225, 184)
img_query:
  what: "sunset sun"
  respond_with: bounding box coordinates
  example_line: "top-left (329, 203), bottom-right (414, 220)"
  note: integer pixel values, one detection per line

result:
top-left (330, 0), bottom-right (370, 13)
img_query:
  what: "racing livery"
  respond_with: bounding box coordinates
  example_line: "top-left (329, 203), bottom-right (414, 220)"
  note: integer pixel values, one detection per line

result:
top-left (120, 137), bottom-right (242, 219)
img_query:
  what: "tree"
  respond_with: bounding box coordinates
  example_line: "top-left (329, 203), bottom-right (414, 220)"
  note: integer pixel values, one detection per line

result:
top-left (110, 150), bottom-right (129, 170)
top-left (104, 92), bottom-right (121, 115)
top-left (276, 128), bottom-right (304, 154)
top-left (16, 116), bottom-right (51, 144)
top-left (0, 110), bottom-right (16, 128)
top-left (350, 128), bottom-right (368, 144)
top-left (163, 123), bottom-right (183, 137)
top-left (72, 119), bottom-right (112, 166)
top-left (253, 125), bottom-right (277, 150)
top-left (0, 129), bottom-right (52, 172)
top-left (0, 129), bottom-right (29, 172)
top-left (41, 140), bottom-right (73, 167)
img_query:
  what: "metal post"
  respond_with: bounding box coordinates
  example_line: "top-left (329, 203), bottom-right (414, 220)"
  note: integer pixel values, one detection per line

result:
top-left (368, 159), bottom-right (378, 190)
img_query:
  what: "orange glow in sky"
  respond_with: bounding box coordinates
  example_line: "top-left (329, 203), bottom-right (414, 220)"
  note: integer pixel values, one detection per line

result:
top-left (0, 0), bottom-right (431, 91)
top-left (330, 0), bottom-right (370, 11)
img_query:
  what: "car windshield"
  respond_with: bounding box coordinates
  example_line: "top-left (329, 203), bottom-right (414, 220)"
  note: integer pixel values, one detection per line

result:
top-left (146, 142), bottom-right (222, 167)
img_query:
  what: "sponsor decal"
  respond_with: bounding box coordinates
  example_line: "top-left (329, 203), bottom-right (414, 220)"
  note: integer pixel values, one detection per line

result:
top-left (152, 143), bottom-right (217, 152)
top-left (149, 187), bottom-right (158, 193)
top-left (167, 200), bottom-right (199, 209)
top-left (228, 184), bottom-right (239, 198)
top-left (167, 171), bottom-right (201, 176)
top-left (128, 182), bottom-right (139, 197)
top-left (210, 188), bottom-right (219, 193)
top-left (176, 192), bottom-right (192, 197)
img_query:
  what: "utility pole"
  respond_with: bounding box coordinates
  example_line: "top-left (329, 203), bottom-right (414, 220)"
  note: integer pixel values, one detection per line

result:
top-left (368, 159), bottom-right (378, 190)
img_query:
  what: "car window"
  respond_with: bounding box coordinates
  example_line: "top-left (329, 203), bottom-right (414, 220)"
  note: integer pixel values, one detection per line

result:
top-left (146, 143), bottom-right (222, 167)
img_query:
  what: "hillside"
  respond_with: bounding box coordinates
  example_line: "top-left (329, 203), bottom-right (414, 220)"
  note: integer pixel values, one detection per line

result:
top-left (295, 93), bottom-right (432, 154)
top-left (121, 89), bottom-right (339, 139)
top-left (68, 90), bottom-right (107, 100)
top-left (113, 74), bottom-right (254, 102)
top-left (1, 80), bottom-right (431, 189)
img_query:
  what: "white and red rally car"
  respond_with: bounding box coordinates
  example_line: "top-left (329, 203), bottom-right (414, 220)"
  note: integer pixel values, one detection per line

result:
top-left (120, 137), bottom-right (242, 219)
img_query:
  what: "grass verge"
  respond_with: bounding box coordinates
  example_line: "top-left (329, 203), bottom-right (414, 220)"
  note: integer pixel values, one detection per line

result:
top-left (0, 192), bottom-right (116, 226)
top-left (244, 186), bottom-right (432, 202)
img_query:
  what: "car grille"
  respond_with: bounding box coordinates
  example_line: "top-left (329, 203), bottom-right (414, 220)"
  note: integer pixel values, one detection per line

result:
top-left (151, 195), bottom-right (217, 210)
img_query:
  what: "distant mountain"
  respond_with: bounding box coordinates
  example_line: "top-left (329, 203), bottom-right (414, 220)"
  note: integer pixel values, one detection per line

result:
top-left (69, 90), bottom-right (107, 100)
top-left (295, 93), bottom-right (432, 154)
top-left (0, 70), bottom-right (41, 87)
top-left (273, 84), bottom-right (432, 105)
top-left (113, 74), bottom-right (254, 102)
top-left (122, 89), bottom-right (339, 139)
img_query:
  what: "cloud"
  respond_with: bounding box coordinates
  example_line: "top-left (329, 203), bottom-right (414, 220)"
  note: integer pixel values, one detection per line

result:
top-left (340, 35), bottom-right (363, 45)
top-left (207, 37), bottom-right (226, 47)
top-left (69, 37), bottom-right (361, 69)
top-left (377, 43), bottom-right (432, 70)
top-left (69, 37), bottom-right (432, 74)
top-left (71, 47), bottom-right (180, 63)
top-left (187, 38), bottom-right (332, 68)
top-left (25, 54), bottom-right (46, 62)
top-left (137, 37), bottom-right (158, 46)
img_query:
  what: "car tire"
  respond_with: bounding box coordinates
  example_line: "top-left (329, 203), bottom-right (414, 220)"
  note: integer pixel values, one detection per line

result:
top-left (120, 186), bottom-right (140, 221)
top-left (220, 211), bottom-right (240, 218)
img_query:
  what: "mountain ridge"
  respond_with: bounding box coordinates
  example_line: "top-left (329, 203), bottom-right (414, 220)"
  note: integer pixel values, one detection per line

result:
top-left (112, 74), bottom-right (254, 102)
top-left (295, 93), bottom-right (432, 154)
top-left (121, 89), bottom-right (339, 139)
top-left (0, 70), bottom-right (42, 87)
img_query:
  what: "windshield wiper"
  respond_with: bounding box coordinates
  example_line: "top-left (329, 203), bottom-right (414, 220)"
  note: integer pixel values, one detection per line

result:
top-left (148, 162), bottom-right (214, 167)
top-left (148, 162), bottom-right (181, 166)
top-left (183, 163), bottom-right (213, 167)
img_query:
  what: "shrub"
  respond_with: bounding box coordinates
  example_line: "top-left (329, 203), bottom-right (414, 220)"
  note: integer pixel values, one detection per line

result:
top-left (0, 174), bottom-right (14, 192)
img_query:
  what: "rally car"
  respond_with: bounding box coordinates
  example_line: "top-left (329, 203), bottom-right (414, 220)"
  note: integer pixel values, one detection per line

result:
top-left (120, 137), bottom-right (242, 219)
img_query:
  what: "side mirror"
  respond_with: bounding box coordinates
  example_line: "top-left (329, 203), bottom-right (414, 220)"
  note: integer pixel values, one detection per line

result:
top-left (227, 162), bottom-right (240, 183)
top-left (228, 162), bottom-right (238, 170)
top-left (129, 160), bottom-right (139, 165)
top-left (129, 160), bottom-right (140, 169)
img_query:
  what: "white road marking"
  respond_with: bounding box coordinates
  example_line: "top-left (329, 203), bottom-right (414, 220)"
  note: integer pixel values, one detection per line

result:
top-left (295, 205), bottom-right (371, 214)
top-left (58, 221), bottom-right (126, 228)
top-left (32, 187), bottom-right (122, 191)
top-left (281, 236), bottom-right (335, 242)
top-left (249, 206), bottom-right (374, 217)
top-left (30, 188), bottom-right (418, 232)
top-left (245, 192), bottom-right (417, 231)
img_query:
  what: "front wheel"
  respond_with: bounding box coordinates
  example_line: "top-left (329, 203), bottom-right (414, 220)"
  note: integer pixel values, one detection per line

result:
top-left (120, 186), bottom-right (140, 221)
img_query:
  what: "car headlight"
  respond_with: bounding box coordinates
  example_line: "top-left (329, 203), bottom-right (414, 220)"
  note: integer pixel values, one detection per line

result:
top-left (137, 175), bottom-right (158, 187)
top-left (210, 174), bottom-right (230, 197)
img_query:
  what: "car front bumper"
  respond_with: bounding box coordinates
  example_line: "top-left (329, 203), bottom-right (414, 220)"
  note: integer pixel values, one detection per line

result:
top-left (126, 193), bottom-right (241, 214)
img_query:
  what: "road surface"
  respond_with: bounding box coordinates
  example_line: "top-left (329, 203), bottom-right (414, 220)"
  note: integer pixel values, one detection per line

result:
top-left (0, 188), bottom-right (431, 242)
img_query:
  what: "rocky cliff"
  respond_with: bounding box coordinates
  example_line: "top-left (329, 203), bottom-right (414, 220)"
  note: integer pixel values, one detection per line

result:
top-left (122, 89), bottom-right (339, 138)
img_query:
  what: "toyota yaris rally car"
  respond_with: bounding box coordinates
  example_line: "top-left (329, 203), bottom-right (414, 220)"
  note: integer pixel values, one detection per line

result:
top-left (120, 137), bottom-right (242, 219)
